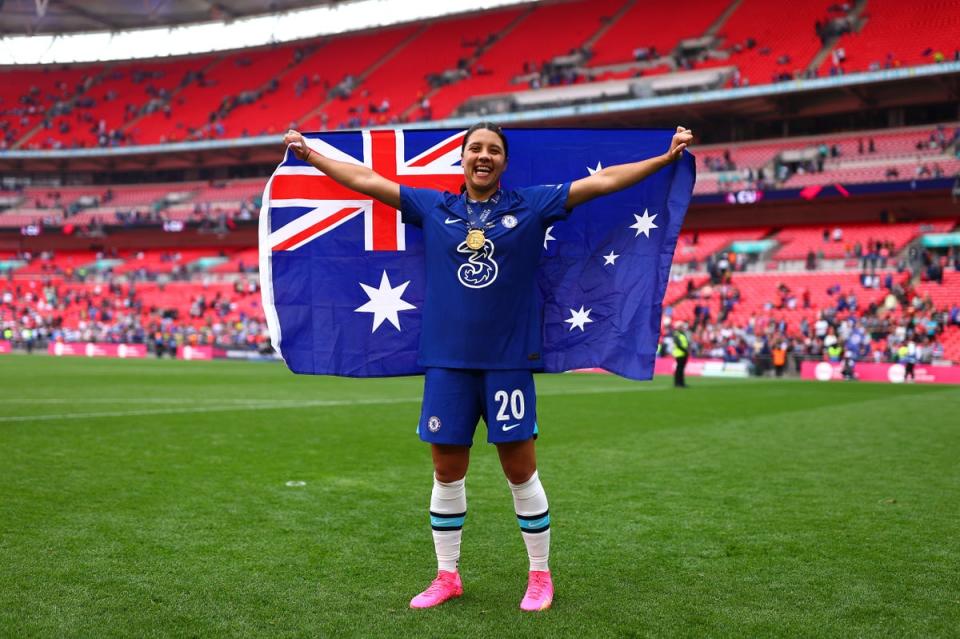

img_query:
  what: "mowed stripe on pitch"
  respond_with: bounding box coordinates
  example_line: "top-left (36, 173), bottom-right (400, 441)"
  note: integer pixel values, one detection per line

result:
top-left (0, 386), bottom-right (668, 423)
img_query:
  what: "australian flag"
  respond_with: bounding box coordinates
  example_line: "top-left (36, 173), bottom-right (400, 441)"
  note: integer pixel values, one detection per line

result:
top-left (259, 128), bottom-right (695, 380)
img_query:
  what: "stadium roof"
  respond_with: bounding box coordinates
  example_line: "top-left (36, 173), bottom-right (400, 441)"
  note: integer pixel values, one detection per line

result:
top-left (0, 0), bottom-right (538, 63)
top-left (0, 0), bottom-right (335, 35)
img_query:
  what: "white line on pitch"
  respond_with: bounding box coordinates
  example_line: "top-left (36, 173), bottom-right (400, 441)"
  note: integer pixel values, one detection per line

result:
top-left (0, 398), bottom-right (313, 405)
top-left (0, 386), bottom-right (664, 423)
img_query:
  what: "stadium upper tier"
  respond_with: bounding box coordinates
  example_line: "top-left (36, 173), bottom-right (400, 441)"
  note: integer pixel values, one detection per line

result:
top-left (0, 179), bottom-right (263, 228)
top-left (772, 221), bottom-right (956, 261)
top-left (673, 228), bottom-right (770, 264)
top-left (1, 119), bottom-right (957, 227)
top-left (2, 247), bottom-right (261, 278)
top-left (694, 122), bottom-right (960, 195)
top-left (3, 0), bottom-right (960, 150)
top-left (817, 0), bottom-right (960, 75)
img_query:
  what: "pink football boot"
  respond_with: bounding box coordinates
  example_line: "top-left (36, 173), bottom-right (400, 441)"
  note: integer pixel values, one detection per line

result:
top-left (409, 570), bottom-right (463, 609)
top-left (520, 570), bottom-right (553, 611)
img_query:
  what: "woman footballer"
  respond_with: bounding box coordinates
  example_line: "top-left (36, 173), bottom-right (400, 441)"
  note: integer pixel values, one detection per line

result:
top-left (282, 122), bottom-right (692, 611)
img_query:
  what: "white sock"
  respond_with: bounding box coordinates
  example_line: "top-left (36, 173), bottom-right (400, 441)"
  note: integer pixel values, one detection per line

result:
top-left (429, 474), bottom-right (466, 573)
top-left (508, 471), bottom-right (550, 572)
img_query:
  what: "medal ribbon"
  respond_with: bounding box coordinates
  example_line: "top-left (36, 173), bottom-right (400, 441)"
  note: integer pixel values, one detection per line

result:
top-left (464, 189), bottom-right (501, 231)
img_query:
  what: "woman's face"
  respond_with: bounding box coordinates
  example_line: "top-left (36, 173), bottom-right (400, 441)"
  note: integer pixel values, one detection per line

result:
top-left (461, 128), bottom-right (507, 196)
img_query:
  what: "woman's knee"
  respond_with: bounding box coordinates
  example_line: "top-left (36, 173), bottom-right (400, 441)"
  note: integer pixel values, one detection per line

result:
top-left (497, 439), bottom-right (537, 484)
top-left (503, 466), bottom-right (535, 485)
top-left (431, 444), bottom-right (470, 482)
top-left (434, 466), bottom-right (467, 483)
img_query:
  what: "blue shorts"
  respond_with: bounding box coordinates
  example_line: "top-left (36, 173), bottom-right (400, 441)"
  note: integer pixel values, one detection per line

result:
top-left (417, 368), bottom-right (538, 446)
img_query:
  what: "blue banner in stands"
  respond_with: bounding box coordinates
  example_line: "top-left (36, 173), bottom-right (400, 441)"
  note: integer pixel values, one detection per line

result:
top-left (259, 128), bottom-right (695, 379)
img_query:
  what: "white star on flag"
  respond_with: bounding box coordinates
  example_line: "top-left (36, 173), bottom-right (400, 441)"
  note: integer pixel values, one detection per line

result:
top-left (587, 161), bottom-right (603, 175)
top-left (354, 270), bottom-right (416, 332)
top-left (602, 251), bottom-right (620, 265)
top-left (629, 209), bottom-right (658, 238)
top-left (543, 225), bottom-right (556, 250)
top-left (565, 305), bottom-right (594, 332)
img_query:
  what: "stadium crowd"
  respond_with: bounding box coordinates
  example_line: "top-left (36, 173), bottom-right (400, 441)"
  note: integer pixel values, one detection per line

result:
top-left (4, 239), bottom-right (958, 371)
top-left (664, 252), bottom-right (960, 374)
top-left (0, 271), bottom-right (269, 354)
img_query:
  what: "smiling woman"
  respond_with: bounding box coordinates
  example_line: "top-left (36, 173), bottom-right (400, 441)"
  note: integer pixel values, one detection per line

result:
top-left (280, 122), bottom-right (692, 612)
top-left (459, 121), bottom-right (510, 200)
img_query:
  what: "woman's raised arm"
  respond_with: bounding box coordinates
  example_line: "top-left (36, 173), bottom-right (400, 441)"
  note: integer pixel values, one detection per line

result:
top-left (565, 126), bottom-right (693, 209)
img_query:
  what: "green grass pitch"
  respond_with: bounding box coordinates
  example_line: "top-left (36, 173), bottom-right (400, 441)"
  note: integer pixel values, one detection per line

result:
top-left (1, 356), bottom-right (958, 638)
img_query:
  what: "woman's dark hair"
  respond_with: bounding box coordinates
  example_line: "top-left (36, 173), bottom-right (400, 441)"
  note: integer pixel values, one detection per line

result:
top-left (461, 121), bottom-right (508, 158)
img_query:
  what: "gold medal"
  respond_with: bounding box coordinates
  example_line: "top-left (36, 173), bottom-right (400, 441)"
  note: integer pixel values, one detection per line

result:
top-left (465, 229), bottom-right (486, 250)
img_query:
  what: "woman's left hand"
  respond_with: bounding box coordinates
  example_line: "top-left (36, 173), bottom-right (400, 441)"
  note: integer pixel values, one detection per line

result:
top-left (667, 126), bottom-right (694, 161)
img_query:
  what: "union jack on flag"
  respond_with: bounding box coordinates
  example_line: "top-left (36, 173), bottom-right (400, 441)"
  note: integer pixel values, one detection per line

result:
top-left (265, 129), bottom-right (466, 252)
top-left (259, 128), bottom-right (695, 378)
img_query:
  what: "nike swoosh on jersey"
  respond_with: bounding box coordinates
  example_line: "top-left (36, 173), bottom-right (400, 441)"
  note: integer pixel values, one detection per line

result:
top-left (444, 217), bottom-right (462, 225)
top-left (501, 423), bottom-right (521, 431)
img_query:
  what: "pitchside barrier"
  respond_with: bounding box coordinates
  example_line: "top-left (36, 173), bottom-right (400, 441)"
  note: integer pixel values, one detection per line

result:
top-left (178, 346), bottom-right (281, 361)
top-left (48, 342), bottom-right (147, 358)
top-left (178, 345), bottom-right (226, 361)
top-left (578, 357), bottom-right (960, 384)
top-left (32, 342), bottom-right (276, 361)
top-left (575, 357), bottom-right (750, 379)
top-left (8, 345), bottom-right (959, 383)
top-left (801, 360), bottom-right (960, 385)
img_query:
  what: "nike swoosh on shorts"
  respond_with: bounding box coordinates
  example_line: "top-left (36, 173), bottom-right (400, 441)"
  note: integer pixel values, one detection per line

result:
top-left (502, 423), bottom-right (521, 431)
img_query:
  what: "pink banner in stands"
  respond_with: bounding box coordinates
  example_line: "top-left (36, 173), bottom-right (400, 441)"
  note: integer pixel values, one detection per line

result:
top-left (177, 345), bottom-right (226, 360)
top-left (577, 358), bottom-right (749, 378)
top-left (48, 342), bottom-right (147, 358)
top-left (0, 341), bottom-right (11, 354)
top-left (801, 361), bottom-right (960, 384)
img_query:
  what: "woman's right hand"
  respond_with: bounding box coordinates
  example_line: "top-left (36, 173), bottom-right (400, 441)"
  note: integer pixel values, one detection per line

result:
top-left (283, 129), bottom-right (310, 161)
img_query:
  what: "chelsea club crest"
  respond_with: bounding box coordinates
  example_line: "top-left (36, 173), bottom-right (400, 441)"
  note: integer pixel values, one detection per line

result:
top-left (501, 214), bottom-right (518, 229)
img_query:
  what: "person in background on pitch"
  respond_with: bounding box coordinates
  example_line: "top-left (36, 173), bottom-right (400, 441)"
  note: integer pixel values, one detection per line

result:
top-left (282, 122), bottom-right (693, 612)
top-left (672, 322), bottom-right (690, 387)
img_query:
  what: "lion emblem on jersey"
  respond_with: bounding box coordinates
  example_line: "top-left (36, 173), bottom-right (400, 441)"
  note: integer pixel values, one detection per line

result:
top-left (456, 239), bottom-right (499, 289)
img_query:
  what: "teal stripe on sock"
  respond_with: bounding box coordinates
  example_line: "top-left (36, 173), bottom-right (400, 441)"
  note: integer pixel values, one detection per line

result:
top-left (431, 515), bottom-right (466, 528)
top-left (518, 514), bottom-right (550, 530)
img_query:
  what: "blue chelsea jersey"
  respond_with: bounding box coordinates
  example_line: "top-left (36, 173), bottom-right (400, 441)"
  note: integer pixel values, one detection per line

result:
top-left (400, 183), bottom-right (573, 370)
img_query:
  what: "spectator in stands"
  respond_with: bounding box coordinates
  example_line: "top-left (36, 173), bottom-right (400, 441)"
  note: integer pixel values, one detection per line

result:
top-left (772, 340), bottom-right (787, 377)
top-left (841, 349), bottom-right (856, 380)
top-left (900, 340), bottom-right (917, 381)
top-left (672, 322), bottom-right (690, 388)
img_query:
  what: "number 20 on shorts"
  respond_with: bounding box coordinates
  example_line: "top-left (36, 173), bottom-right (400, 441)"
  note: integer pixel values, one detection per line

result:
top-left (494, 389), bottom-right (525, 422)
